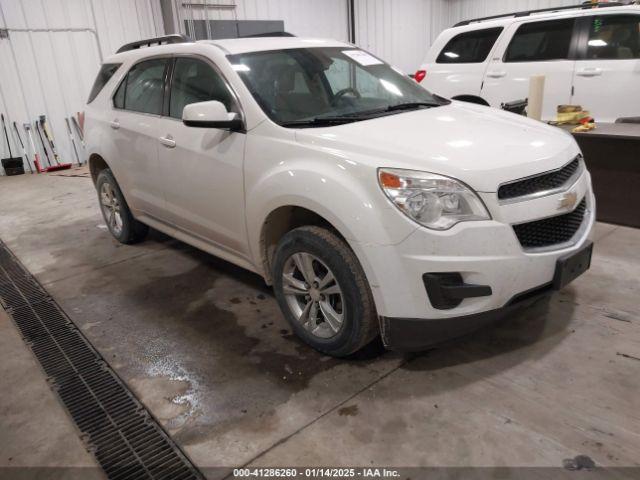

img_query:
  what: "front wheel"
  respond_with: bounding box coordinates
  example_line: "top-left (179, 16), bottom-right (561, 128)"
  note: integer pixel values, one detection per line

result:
top-left (272, 226), bottom-right (379, 357)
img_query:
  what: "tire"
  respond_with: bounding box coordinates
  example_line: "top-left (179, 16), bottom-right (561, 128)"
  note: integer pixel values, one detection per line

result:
top-left (272, 226), bottom-right (379, 357)
top-left (96, 168), bottom-right (148, 244)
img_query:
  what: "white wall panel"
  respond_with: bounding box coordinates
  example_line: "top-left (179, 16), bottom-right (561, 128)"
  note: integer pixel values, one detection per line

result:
top-left (354, 0), bottom-right (449, 74)
top-left (176, 0), bottom-right (447, 73)
top-left (0, 0), bottom-right (591, 176)
top-left (177, 0), bottom-right (349, 41)
top-left (0, 0), bottom-right (163, 175)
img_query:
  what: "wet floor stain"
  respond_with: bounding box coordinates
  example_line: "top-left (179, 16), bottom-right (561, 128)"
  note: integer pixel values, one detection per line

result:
top-left (58, 242), bottom-right (581, 451)
top-left (129, 376), bottom-right (192, 430)
top-left (68, 246), bottom-right (385, 445)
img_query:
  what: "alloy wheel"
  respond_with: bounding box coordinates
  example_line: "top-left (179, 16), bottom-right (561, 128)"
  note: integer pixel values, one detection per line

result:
top-left (100, 182), bottom-right (123, 236)
top-left (282, 252), bottom-right (344, 339)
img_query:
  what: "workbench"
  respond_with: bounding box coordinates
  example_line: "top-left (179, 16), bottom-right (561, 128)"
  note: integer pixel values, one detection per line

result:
top-left (556, 123), bottom-right (640, 228)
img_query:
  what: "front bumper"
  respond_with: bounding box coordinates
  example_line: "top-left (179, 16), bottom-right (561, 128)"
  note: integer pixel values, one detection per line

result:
top-left (380, 238), bottom-right (593, 351)
top-left (380, 281), bottom-right (554, 351)
top-left (357, 170), bottom-right (595, 349)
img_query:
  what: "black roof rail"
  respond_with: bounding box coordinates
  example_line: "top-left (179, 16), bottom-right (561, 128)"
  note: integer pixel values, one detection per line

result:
top-left (116, 34), bottom-right (190, 54)
top-left (454, 2), bottom-right (624, 27)
top-left (240, 31), bottom-right (296, 38)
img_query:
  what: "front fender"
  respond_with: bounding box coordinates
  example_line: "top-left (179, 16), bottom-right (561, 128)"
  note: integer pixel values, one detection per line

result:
top-left (244, 128), bottom-right (418, 311)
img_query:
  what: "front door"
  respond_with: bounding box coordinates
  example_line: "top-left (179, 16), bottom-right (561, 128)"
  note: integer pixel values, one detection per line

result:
top-left (156, 56), bottom-right (249, 257)
top-left (572, 14), bottom-right (640, 123)
top-left (481, 18), bottom-right (577, 120)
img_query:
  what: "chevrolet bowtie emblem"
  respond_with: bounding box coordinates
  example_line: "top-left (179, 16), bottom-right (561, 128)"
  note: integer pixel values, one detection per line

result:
top-left (558, 191), bottom-right (578, 210)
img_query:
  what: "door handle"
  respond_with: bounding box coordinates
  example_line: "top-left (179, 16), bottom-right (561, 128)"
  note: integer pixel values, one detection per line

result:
top-left (486, 70), bottom-right (506, 78)
top-left (110, 120), bottom-right (120, 130)
top-left (576, 67), bottom-right (602, 77)
top-left (159, 135), bottom-right (176, 148)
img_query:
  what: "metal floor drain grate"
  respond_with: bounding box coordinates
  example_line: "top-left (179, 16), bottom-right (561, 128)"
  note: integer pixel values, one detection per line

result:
top-left (0, 240), bottom-right (204, 480)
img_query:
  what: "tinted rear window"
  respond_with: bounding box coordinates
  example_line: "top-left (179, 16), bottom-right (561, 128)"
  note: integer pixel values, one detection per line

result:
top-left (88, 63), bottom-right (121, 103)
top-left (114, 58), bottom-right (168, 115)
top-left (437, 27), bottom-right (503, 63)
top-left (586, 15), bottom-right (640, 60)
top-left (505, 19), bottom-right (575, 62)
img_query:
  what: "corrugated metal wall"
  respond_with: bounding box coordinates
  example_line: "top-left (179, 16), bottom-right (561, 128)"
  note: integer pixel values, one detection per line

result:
top-left (176, 0), bottom-right (448, 74)
top-left (176, 0), bottom-right (349, 42)
top-left (354, 0), bottom-right (449, 74)
top-left (0, 0), bottom-right (163, 175)
top-left (1, 0), bottom-right (586, 175)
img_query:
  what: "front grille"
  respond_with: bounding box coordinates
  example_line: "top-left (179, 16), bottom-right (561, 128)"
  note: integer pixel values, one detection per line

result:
top-left (513, 198), bottom-right (587, 249)
top-left (498, 157), bottom-right (581, 201)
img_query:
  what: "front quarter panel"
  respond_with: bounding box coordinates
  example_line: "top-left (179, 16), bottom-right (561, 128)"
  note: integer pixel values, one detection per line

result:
top-left (243, 122), bottom-right (419, 308)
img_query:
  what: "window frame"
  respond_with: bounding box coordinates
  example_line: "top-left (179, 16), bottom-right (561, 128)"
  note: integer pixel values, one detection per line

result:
top-left (574, 13), bottom-right (640, 61)
top-left (436, 27), bottom-right (504, 64)
top-left (111, 53), bottom-right (245, 128)
top-left (502, 17), bottom-right (581, 63)
top-left (111, 55), bottom-right (171, 116)
top-left (88, 63), bottom-right (122, 104)
top-left (163, 54), bottom-right (245, 123)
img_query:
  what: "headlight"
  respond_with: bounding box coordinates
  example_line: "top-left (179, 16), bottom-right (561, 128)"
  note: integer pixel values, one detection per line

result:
top-left (378, 168), bottom-right (490, 230)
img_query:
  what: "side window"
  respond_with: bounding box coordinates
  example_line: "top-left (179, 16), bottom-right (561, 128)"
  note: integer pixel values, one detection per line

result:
top-left (505, 19), bottom-right (575, 62)
top-left (113, 79), bottom-right (126, 109)
top-left (121, 58), bottom-right (167, 115)
top-left (88, 63), bottom-right (121, 103)
top-left (169, 57), bottom-right (235, 119)
top-left (436, 27), bottom-right (503, 63)
top-left (586, 15), bottom-right (640, 60)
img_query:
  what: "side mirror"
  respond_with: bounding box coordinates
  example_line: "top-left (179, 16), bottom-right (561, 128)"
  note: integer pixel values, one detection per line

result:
top-left (182, 100), bottom-right (244, 131)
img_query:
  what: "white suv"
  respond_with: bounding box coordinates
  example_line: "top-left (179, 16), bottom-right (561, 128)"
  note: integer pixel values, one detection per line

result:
top-left (85, 34), bottom-right (595, 357)
top-left (416, 3), bottom-right (640, 122)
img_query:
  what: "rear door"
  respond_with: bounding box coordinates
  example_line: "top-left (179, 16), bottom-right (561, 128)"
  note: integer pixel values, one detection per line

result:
top-left (422, 27), bottom-right (503, 99)
top-left (571, 13), bottom-right (640, 122)
top-left (111, 57), bottom-right (169, 218)
top-left (156, 56), bottom-right (249, 257)
top-left (481, 17), bottom-right (578, 120)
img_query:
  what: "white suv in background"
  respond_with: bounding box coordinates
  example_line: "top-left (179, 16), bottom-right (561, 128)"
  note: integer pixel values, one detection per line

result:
top-left (85, 35), bottom-right (594, 357)
top-left (416, 3), bottom-right (640, 122)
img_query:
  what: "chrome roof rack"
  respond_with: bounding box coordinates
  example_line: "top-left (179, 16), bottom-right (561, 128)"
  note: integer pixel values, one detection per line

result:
top-left (116, 34), bottom-right (190, 54)
top-left (454, 2), bottom-right (624, 27)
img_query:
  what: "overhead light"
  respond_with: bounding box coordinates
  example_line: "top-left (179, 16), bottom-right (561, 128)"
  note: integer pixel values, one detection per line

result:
top-left (588, 39), bottom-right (607, 47)
top-left (444, 52), bottom-right (459, 58)
top-left (231, 64), bottom-right (250, 71)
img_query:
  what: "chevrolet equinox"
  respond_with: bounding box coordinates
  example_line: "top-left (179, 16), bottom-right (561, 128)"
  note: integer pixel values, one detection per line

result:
top-left (86, 35), bottom-right (595, 357)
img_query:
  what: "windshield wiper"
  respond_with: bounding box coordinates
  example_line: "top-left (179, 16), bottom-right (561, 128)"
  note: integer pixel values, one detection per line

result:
top-left (332, 101), bottom-right (443, 119)
top-left (385, 102), bottom-right (441, 112)
top-left (280, 102), bottom-right (444, 127)
top-left (280, 116), bottom-right (371, 128)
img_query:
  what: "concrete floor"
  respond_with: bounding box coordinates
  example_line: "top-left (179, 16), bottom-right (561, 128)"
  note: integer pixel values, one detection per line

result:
top-left (0, 308), bottom-right (102, 479)
top-left (0, 169), bottom-right (638, 476)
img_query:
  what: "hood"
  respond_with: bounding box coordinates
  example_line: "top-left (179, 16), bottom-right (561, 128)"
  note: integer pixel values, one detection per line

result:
top-left (294, 102), bottom-right (580, 192)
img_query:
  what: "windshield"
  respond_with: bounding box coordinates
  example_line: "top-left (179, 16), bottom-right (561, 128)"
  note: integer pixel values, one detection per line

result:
top-left (227, 47), bottom-right (446, 127)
